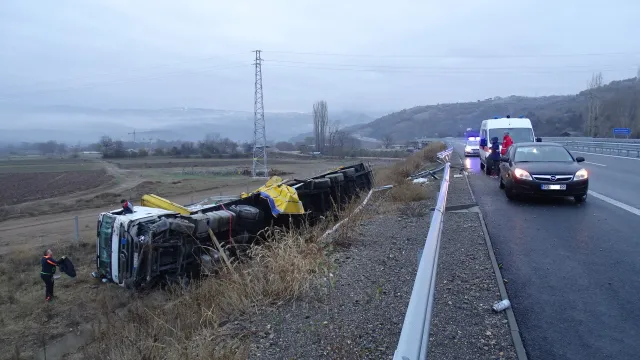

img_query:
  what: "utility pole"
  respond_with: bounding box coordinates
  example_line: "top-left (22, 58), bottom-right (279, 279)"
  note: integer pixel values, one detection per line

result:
top-left (252, 50), bottom-right (268, 178)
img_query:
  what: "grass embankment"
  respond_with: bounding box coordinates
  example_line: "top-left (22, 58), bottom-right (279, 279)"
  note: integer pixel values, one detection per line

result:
top-left (2, 142), bottom-right (445, 360)
top-left (375, 141), bottom-right (447, 202)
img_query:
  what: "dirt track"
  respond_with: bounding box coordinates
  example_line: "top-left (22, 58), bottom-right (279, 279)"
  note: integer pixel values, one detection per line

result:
top-left (0, 157), bottom-right (399, 255)
top-left (0, 183), bottom-right (259, 255)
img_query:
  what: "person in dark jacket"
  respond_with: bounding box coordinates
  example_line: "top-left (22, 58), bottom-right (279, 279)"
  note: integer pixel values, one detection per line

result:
top-left (487, 136), bottom-right (501, 176)
top-left (120, 199), bottom-right (134, 214)
top-left (41, 249), bottom-right (58, 302)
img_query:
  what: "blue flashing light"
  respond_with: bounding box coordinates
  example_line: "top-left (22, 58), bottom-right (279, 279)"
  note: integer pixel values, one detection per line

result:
top-left (519, 115), bottom-right (525, 118)
top-left (493, 116), bottom-right (499, 119)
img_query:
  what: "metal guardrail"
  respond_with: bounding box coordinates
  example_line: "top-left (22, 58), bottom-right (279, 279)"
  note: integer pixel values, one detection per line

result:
top-left (436, 147), bottom-right (453, 162)
top-left (548, 140), bottom-right (640, 158)
top-left (393, 148), bottom-right (452, 360)
top-left (543, 136), bottom-right (640, 143)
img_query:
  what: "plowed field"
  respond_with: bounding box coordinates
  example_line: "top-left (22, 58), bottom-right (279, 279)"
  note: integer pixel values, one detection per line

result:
top-left (0, 169), bottom-right (112, 206)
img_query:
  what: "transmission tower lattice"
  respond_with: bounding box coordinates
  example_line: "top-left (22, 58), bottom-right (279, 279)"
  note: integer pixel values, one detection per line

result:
top-left (252, 50), bottom-right (268, 178)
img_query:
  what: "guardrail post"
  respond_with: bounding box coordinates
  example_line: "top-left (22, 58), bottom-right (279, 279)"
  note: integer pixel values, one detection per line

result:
top-left (74, 216), bottom-right (79, 243)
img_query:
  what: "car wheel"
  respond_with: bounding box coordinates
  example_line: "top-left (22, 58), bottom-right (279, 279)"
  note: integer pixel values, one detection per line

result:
top-left (505, 186), bottom-right (516, 200)
top-left (499, 177), bottom-right (505, 189)
top-left (574, 193), bottom-right (587, 203)
top-left (480, 162), bottom-right (485, 170)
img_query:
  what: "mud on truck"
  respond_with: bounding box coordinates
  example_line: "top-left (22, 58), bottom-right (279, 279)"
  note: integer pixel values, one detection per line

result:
top-left (93, 163), bottom-right (374, 289)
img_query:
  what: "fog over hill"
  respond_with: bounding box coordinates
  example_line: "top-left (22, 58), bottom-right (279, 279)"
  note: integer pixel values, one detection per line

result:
top-left (346, 76), bottom-right (640, 141)
top-left (0, 106), bottom-right (383, 144)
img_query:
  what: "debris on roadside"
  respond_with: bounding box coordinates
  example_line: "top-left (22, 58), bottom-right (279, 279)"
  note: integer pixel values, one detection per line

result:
top-left (492, 299), bottom-right (511, 312)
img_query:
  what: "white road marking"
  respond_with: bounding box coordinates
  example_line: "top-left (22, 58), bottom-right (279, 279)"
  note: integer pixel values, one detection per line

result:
top-left (588, 191), bottom-right (640, 216)
top-left (572, 150), bottom-right (640, 161)
top-left (584, 161), bottom-right (606, 167)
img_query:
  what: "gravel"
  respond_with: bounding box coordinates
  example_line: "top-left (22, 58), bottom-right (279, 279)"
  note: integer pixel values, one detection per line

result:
top-left (427, 211), bottom-right (517, 358)
top-left (246, 200), bottom-right (432, 360)
top-left (243, 158), bottom-right (517, 360)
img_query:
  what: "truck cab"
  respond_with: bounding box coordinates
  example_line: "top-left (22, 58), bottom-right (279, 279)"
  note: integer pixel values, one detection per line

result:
top-left (96, 207), bottom-right (185, 287)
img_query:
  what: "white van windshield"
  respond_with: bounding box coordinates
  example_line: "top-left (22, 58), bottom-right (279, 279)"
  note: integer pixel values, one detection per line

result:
top-left (489, 128), bottom-right (534, 143)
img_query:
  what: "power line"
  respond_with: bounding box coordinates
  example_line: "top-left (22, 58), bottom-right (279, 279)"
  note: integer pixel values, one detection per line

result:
top-left (264, 59), bottom-right (638, 71)
top-left (0, 62), bottom-right (250, 101)
top-left (2, 52), bottom-right (250, 94)
top-left (252, 50), bottom-right (268, 178)
top-left (263, 62), bottom-right (638, 74)
top-left (264, 50), bottom-right (640, 59)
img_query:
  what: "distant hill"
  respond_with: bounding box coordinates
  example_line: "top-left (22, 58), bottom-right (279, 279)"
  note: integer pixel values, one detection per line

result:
top-left (349, 77), bottom-right (640, 140)
top-left (0, 106), bottom-right (380, 144)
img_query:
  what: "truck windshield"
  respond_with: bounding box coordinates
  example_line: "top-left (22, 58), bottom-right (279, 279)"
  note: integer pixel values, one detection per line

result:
top-left (98, 215), bottom-right (115, 270)
top-left (489, 128), bottom-right (534, 143)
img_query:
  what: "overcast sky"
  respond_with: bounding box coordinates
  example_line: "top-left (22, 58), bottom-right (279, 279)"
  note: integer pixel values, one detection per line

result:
top-left (1, 0), bottom-right (639, 113)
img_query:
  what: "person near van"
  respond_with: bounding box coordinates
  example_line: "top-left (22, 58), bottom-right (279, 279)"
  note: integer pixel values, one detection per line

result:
top-left (501, 131), bottom-right (513, 156)
top-left (488, 137), bottom-right (501, 176)
top-left (120, 199), bottom-right (134, 214)
top-left (41, 249), bottom-right (58, 302)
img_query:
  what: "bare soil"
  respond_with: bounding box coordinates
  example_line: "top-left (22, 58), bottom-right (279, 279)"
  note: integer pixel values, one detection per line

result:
top-left (0, 169), bottom-right (112, 206)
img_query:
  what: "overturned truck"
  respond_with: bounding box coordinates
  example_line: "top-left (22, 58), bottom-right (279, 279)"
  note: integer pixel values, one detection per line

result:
top-left (94, 163), bottom-right (373, 289)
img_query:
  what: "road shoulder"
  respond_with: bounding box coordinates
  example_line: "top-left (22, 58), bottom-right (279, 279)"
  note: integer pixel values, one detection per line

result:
top-left (245, 196), bottom-right (436, 360)
top-left (427, 154), bottom-right (521, 360)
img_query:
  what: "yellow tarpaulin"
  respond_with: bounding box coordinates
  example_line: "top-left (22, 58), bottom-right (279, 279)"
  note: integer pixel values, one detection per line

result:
top-left (241, 176), bottom-right (305, 215)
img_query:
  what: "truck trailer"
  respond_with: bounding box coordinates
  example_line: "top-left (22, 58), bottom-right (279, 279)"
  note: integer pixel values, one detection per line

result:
top-left (93, 162), bottom-right (374, 289)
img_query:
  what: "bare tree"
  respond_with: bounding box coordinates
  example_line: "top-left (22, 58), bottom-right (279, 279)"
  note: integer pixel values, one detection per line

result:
top-left (313, 101), bottom-right (328, 153)
top-left (327, 120), bottom-right (340, 155)
top-left (585, 72), bottom-right (603, 137)
top-left (381, 134), bottom-right (393, 149)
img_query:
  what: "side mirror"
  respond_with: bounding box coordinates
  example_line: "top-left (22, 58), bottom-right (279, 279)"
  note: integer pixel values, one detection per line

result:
top-left (576, 156), bottom-right (585, 163)
top-left (479, 138), bottom-right (487, 147)
top-left (536, 137), bottom-right (542, 142)
top-left (500, 157), bottom-right (509, 162)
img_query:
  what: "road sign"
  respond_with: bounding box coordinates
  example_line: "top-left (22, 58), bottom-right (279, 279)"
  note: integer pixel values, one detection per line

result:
top-left (613, 128), bottom-right (631, 136)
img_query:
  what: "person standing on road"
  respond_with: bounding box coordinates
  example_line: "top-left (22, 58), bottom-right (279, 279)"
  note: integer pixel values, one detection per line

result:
top-left (488, 137), bottom-right (501, 176)
top-left (501, 131), bottom-right (513, 156)
top-left (41, 249), bottom-right (58, 302)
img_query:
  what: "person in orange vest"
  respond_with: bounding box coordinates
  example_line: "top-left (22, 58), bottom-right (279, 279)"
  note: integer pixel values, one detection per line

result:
top-left (41, 249), bottom-right (58, 302)
top-left (501, 131), bottom-right (514, 156)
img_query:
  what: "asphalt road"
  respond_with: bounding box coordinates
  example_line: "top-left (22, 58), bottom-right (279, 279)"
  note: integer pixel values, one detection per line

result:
top-left (452, 141), bottom-right (640, 360)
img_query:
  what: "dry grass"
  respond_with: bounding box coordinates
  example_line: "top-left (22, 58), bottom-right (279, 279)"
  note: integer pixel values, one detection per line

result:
top-left (375, 141), bottom-right (446, 203)
top-left (80, 202), bottom-right (374, 360)
top-left (0, 239), bottom-right (129, 360)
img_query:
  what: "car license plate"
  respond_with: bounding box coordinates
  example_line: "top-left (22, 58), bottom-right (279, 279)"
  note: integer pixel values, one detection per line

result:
top-left (541, 184), bottom-right (566, 190)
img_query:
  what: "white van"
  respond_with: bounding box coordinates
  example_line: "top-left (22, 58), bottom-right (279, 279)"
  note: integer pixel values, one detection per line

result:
top-left (479, 117), bottom-right (537, 171)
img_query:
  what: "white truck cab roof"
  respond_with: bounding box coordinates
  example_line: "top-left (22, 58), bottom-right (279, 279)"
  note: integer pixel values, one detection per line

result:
top-left (105, 206), bottom-right (178, 220)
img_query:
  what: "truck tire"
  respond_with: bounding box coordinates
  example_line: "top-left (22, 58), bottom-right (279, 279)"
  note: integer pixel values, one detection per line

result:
top-left (325, 173), bottom-right (345, 184)
top-left (341, 168), bottom-right (356, 178)
top-left (312, 178), bottom-right (331, 189)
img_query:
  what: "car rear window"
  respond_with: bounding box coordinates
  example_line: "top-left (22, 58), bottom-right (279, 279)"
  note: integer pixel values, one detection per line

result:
top-left (514, 146), bottom-right (574, 162)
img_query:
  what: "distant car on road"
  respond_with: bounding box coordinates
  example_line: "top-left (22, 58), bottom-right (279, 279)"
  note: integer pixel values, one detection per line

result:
top-left (498, 142), bottom-right (588, 203)
top-left (464, 137), bottom-right (480, 157)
